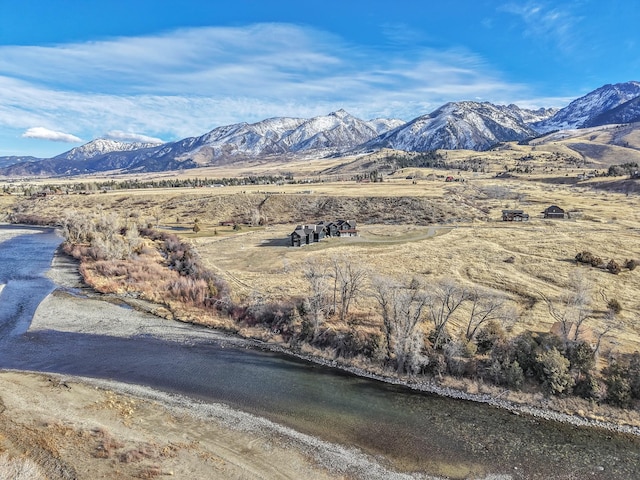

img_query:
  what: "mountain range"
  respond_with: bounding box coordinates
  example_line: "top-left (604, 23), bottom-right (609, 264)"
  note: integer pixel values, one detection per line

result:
top-left (2, 81), bottom-right (640, 177)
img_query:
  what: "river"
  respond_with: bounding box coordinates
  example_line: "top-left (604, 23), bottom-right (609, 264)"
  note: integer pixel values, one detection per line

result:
top-left (0, 225), bottom-right (639, 479)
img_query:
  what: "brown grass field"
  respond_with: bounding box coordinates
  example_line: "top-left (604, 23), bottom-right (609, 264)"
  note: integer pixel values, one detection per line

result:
top-left (2, 140), bottom-right (640, 359)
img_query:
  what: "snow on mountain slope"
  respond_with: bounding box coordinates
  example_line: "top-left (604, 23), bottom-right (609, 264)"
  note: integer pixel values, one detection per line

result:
top-left (55, 138), bottom-right (163, 162)
top-left (164, 109), bottom-right (390, 162)
top-left (583, 95), bottom-right (640, 127)
top-left (363, 101), bottom-right (538, 152)
top-left (366, 117), bottom-right (407, 134)
top-left (504, 105), bottom-right (558, 125)
top-left (535, 81), bottom-right (640, 132)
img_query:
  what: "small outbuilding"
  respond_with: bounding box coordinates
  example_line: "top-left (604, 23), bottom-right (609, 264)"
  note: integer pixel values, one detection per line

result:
top-left (502, 209), bottom-right (529, 221)
top-left (542, 205), bottom-right (566, 219)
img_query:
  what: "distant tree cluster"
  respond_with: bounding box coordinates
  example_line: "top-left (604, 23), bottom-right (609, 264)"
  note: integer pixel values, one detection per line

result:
top-left (385, 151), bottom-right (488, 173)
top-left (389, 151), bottom-right (447, 169)
top-left (30, 175), bottom-right (293, 194)
top-left (607, 162), bottom-right (639, 177)
top-left (575, 251), bottom-right (637, 274)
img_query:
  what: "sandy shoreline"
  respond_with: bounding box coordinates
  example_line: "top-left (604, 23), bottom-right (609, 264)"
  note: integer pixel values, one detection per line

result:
top-left (1, 247), bottom-right (433, 479)
top-left (0, 370), bottom-right (413, 480)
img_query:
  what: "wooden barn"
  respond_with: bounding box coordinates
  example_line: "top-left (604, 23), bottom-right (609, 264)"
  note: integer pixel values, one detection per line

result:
top-left (542, 205), bottom-right (566, 219)
top-left (502, 209), bottom-right (530, 222)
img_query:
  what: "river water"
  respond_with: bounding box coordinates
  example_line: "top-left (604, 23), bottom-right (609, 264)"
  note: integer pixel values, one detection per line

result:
top-left (1, 225), bottom-right (639, 479)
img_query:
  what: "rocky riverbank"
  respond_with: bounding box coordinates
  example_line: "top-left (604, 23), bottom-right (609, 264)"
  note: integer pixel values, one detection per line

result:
top-left (2, 250), bottom-right (430, 480)
top-left (48, 245), bottom-right (640, 440)
top-left (3, 231), bottom-right (640, 479)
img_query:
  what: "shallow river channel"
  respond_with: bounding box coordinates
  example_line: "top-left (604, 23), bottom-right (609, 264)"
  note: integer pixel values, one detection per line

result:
top-left (1, 225), bottom-right (640, 479)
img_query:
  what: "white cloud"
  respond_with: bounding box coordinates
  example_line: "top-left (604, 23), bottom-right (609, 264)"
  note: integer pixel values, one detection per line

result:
top-left (0, 23), bottom-right (546, 156)
top-left (104, 131), bottom-right (165, 144)
top-left (22, 127), bottom-right (82, 143)
top-left (500, 2), bottom-right (581, 53)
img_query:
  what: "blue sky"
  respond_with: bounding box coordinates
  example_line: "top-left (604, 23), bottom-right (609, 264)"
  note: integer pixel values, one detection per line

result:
top-left (1, 0), bottom-right (638, 157)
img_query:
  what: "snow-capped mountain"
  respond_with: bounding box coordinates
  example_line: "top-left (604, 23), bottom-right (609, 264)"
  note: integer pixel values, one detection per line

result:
top-left (535, 81), bottom-right (640, 132)
top-left (0, 155), bottom-right (39, 169)
top-left (3, 81), bottom-right (640, 177)
top-left (145, 109), bottom-right (400, 166)
top-left (504, 105), bottom-right (558, 125)
top-left (362, 101), bottom-right (539, 152)
top-left (582, 95), bottom-right (640, 127)
top-left (55, 138), bottom-right (163, 162)
top-left (0, 111), bottom-right (403, 175)
top-left (367, 118), bottom-right (407, 135)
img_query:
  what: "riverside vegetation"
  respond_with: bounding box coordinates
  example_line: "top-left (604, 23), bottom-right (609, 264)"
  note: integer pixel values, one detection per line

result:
top-left (2, 154), bottom-right (640, 427)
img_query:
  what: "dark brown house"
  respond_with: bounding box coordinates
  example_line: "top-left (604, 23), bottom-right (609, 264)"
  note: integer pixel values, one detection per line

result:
top-left (335, 219), bottom-right (358, 237)
top-left (290, 219), bottom-right (358, 246)
top-left (502, 209), bottom-right (529, 221)
top-left (290, 226), bottom-right (315, 247)
top-left (542, 205), bottom-right (566, 219)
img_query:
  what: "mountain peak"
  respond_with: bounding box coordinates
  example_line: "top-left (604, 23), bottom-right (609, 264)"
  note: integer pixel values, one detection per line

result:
top-left (363, 101), bottom-right (537, 152)
top-left (329, 109), bottom-right (351, 119)
top-left (536, 80), bottom-right (640, 131)
top-left (55, 138), bottom-right (163, 162)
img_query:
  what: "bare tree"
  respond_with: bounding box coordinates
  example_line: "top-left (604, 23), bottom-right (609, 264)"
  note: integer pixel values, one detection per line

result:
top-left (464, 288), bottom-right (509, 341)
top-left (330, 254), bottom-right (367, 322)
top-left (427, 279), bottom-right (468, 348)
top-left (61, 210), bottom-right (94, 244)
top-left (371, 276), bottom-right (397, 363)
top-left (371, 276), bottom-right (428, 373)
top-left (542, 271), bottom-right (592, 344)
top-left (593, 289), bottom-right (621, 357)
top-left (124, 223), bottom-right (142, 257)
top-left (95, 212), bottom-right (122, 245)
top-left (149, 207), bottom-right (163, 228)
top-left (303, 259), bottom-right (330, 340)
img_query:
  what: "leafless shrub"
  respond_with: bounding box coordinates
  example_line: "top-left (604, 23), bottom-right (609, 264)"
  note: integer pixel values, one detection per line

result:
top-left (92, 427), bottom-right (124, 459)
top-left (0, 453), bottom-right (46, 480)
top-left (335, 328), bottom-right (381, 360)
top-left (119, 444), bottom-right (157, 463)
top-left (575, 251), bottom-right (602, 267)
top-left (168, 277), bottom-right (208, 305)
top-left (607, 298), bottom-right (622, 314)
top-left (606, 259), bottom-right (621, 274)
top-left (135, 467), bottom-right (163, 479)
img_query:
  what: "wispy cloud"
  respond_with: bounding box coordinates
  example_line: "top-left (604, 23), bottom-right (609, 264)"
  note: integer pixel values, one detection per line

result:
top-left (500, 1), bottom-right (582, 53)
top-left (0, 23), bottom-right (539, 153)
top-left (381, 23), bottom-right (430, 46)
top-left (104, 131), bottom-right (164, 144)
top-left (22, 127), bottom-right (82, 143)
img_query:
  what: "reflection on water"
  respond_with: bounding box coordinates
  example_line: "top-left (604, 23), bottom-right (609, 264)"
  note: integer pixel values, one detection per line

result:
top-left (0, 227), bottom-right (60, 336)
top-left (1, 225), bottom-right (640, 479)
